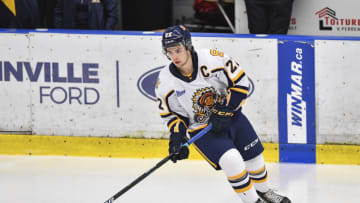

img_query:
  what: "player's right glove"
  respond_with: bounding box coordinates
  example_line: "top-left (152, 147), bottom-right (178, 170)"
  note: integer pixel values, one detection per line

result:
top-left (169, 134), bottom-right (189, 163)
top-left (168, 121), bottom-right (189, 163)
top-left (209, 103), bottom-right (235, 133)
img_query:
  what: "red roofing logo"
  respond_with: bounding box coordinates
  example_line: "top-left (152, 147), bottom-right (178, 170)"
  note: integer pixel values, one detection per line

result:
top-left (315, 7), bottom-right (337, 30)
top-left (315, 7), bottom-right (338, 20)
top-left (315, 7), bottom-right (360, 32)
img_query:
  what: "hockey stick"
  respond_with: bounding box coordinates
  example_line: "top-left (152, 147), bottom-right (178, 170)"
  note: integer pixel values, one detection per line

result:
top-left (103, 123), bottom-right (212, 203)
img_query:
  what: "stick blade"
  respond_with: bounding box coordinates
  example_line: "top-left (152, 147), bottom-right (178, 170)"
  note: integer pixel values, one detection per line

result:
top-left (104, 197), bottom-right (114, 203)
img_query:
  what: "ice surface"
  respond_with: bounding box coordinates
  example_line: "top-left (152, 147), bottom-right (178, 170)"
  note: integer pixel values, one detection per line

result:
top-left (0, 155), bottom-right (359, 203)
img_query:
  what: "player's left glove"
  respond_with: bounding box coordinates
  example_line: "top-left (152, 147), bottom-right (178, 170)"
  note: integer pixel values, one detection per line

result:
top-left (209, 103), bottom-right (235, 133)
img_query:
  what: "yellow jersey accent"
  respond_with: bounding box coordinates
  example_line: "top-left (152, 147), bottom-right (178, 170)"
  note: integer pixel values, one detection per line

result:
top-left (187, 124), bottom-right (208, 133)
top-left (229, 87), bottom-right (249, 94)
top-left (2, 0), bottom-right (16, 15)
top-left (168, 119), bottom-right (178, 131)
top-left (174, 120), bottom-right (181, 132)
top-left (232, 70), bottom-right (244, 83)
top-left (160, 112), bottom-right (171, 117)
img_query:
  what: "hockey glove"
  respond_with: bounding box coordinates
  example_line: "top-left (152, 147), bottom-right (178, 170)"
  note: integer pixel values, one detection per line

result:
top-left (169, 133), bottom-right (189, 163)
top-left (168, 121), bottom-right (189, 163)
top-left (209, 103), bottom-right (235, 133)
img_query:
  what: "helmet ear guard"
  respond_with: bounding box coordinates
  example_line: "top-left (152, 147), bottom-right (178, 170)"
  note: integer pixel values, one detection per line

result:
top-left (162, 25), bottom-right (193, 56)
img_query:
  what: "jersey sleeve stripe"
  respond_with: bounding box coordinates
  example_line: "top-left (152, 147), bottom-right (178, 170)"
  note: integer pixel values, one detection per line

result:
top-left (160, 112), bottom-right (172, 117)
top-left (187, 123), bottom-right (208, 133)
top-left (175, 113), bottom-right (190, 127)
top-left (233, 71), bottom-right (245, 84)
top-left (168, 118), bottom-right (189, 132)
top-left (227, 87), bottom-right (248, 110)
top-left (164, 89), bottom-right (175, 113)
top-left (167, 114), bottom-right (189, 132)
top-left (175, 119), bottom-right (187, 132)
top-left (229, 87), bottom-right (249, 94)
top-left (234, 85), bottom-right (249, 90)
top-left (167, 117), bottom-right (178, 129)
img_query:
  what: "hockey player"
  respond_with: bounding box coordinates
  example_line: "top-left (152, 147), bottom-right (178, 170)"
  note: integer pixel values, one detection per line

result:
top-left (155, 25), bottom-right (291, 203)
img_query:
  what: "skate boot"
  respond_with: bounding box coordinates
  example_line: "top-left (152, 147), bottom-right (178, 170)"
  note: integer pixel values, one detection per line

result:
top-left (257, 189), bottom-right (291, 203)
top-left (255, 197), bottom-right (267, 203)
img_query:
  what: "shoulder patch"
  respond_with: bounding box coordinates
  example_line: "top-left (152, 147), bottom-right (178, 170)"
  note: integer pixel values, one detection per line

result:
top-left (176, 90), bottom-right (186, 97)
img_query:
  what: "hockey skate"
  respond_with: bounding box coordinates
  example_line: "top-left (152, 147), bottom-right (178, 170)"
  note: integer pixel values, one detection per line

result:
top-left (255, 197), bottom-right (267, 203)
top-left (257, 189), bottom-right (291, 203)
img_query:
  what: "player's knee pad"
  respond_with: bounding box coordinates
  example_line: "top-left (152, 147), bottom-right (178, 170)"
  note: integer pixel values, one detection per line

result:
top-left (219, 148), bottom-right (246, 177)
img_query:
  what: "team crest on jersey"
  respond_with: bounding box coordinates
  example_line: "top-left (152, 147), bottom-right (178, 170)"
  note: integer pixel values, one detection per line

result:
top-left (192, 87), bottom-right (218, 123)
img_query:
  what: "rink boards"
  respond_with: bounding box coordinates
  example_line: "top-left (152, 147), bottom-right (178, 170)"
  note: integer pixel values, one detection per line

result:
top-left (0, 29), bottom-right (359, 164)
top-left (0, 133), bottom-right (359, 165)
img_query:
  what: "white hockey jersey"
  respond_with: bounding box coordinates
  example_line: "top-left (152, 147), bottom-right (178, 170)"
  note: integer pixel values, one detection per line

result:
top-left (155, 49), bottom-right (250, 134)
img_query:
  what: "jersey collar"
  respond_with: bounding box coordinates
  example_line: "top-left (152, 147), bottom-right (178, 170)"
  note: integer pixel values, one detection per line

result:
top-left (169, 51), bottom-right (198, 82)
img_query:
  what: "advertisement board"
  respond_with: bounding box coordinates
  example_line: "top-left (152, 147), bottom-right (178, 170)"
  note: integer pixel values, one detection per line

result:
top-left (0, 31), bottom-right (278, 140)
top-left (278, 38), bottom-right (316, 163)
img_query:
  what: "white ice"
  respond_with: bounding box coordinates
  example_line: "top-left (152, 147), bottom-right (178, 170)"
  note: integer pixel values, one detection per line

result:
top-left (0, 155), bottom-right (359, 203)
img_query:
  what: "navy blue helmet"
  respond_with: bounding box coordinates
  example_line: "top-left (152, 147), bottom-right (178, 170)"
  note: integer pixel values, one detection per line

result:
top-left (162, 25), bottom-right (192, 54)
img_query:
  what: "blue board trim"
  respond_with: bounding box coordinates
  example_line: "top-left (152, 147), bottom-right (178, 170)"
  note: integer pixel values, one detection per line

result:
top-left (279, 144), bottom-right (316, 163)
top-left (2, 28), bottom-right (360, 41)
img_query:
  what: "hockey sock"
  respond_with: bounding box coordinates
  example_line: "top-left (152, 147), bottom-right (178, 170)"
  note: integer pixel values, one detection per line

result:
top-left (245, 154), bottom-right (270, 193)
top-left (219, 148), bottom-right (259, 203)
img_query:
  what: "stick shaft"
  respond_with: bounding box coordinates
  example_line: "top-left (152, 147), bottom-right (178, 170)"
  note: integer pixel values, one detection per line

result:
top-left (104, 124), bottom-right (212, 203)
top-left (104, 155), bottom-right (172, 203)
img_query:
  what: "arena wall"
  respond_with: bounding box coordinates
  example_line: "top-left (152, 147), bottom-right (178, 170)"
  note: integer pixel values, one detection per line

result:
top-left (0, 29), bottom-right (359, 164)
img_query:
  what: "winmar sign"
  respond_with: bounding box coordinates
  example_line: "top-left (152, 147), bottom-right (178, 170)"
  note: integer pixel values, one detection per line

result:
top-left (315, 7), bottom-right (360, 31)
